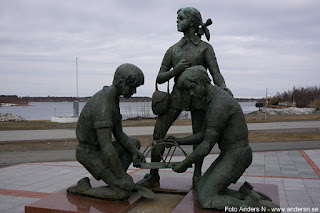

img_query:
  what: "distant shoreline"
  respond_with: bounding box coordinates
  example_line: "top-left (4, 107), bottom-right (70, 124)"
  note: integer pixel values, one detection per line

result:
top-left (0, 95), bottom-right (152, 103)
top-left (0, 95), bottom-right (261, 103)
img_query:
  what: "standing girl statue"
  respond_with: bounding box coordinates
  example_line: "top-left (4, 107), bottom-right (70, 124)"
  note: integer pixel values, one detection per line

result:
top-left (137, 7), bottom-right (233, 188)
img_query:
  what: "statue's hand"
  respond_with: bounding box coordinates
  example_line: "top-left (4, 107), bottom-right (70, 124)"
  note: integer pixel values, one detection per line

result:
top-left (132, 151), bottom-right (146, 168)
top-left (173, 59), bottom-right (191, 75)
top-left (172, 161), bottom-right (188, 173)
top-left (114, 174), bottom-right (135, 191)
top-left (164, 136), bottom-right (176, 142)
top-left (163, 136), bottom-right (177, 148)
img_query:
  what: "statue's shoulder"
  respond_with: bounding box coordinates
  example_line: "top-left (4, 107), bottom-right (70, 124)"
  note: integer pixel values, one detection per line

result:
top-left (89, 87), bottom-right (106, 101)
top-left (199, 39), bottom-right (213, 49)
top-left (78, 88), bottom-right (106, 120)
top-left (166, 41), bottom-right (180, 52)
top-left (102, 86), bottom-right (112, 96)
top-left (85, 86), bottom-right (115, 108)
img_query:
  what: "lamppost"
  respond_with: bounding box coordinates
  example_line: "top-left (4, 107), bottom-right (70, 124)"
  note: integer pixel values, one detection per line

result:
top-left (265, 88), bottom-right (268, 122)
top-left (73, 57), bottom-right (79, 117)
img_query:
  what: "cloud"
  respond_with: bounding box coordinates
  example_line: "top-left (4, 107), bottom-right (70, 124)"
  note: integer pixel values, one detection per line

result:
top-left (0, 0), bottom-right (319, 98)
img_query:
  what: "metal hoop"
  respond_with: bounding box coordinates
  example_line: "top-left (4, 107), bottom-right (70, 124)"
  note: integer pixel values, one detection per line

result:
top-left (139, 139), bottom-right (189, 169)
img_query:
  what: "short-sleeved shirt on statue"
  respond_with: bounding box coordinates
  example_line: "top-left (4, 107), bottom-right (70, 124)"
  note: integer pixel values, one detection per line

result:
top-left (203, 86), bottom-right (252, 183)
top-left (160, 36), bottom-right (219, 111)
top-left (76, 86), bottom-right (122, 147)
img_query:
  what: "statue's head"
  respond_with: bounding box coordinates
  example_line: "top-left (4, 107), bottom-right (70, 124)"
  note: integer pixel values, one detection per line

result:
top-left (177, 65), bottom-right (211, 99)
top-left (177, 7), bottom-right (212, 41)
top-left (113, 63), bottom-right (144, 98)
top-left (177, 7), bottom-right (203, 32)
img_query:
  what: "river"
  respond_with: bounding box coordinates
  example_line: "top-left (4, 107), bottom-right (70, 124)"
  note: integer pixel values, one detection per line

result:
top-left (0, 101), bottom-right (257, 121)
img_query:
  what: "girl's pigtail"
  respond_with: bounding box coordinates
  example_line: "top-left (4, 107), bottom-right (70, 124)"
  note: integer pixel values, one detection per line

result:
top-left (197, 18), bottom-right (212, 41)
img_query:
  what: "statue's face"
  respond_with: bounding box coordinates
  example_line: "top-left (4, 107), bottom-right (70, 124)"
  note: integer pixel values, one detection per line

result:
top-left (177, 10), bottom-right (191, 32)
top-left (121, 82), bottom-right (138, 99)
top-left (187, 81), bottom-right (206, 100)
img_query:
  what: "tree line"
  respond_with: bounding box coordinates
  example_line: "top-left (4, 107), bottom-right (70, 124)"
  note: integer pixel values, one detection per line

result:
top-left (269, 86), bottom-right (320, 108)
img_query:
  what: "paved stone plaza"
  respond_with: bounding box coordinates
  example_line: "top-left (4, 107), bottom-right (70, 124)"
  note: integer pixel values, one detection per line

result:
top-left (0, 149), bottom-right (319, 212)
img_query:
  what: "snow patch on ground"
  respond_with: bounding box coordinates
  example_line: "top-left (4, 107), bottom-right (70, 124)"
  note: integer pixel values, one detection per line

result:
top-left (0, 113), bottom-right (26, 121)
top-left (263, 107), bottom-right (316, 115)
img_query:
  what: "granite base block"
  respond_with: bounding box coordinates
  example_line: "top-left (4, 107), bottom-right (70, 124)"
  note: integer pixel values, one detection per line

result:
top-left (25, 176), bottom-right (279, 213)
top-left (173, 182), bottom-right (280, 213)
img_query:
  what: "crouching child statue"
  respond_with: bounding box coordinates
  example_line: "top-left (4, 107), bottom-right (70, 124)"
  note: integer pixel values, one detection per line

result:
top-left (67, 63), bottom-right (146, 200)
top-left (169, 65), bottom-right (280, 210)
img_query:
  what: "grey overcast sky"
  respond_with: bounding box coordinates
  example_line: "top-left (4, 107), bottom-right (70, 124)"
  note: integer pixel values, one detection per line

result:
top-left (0, 0), bottom-right (319, 98)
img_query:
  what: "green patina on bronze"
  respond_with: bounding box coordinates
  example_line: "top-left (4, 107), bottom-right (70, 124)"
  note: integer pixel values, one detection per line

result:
top-left (171, 66), bottom-right (280, 210)
top-left (137, 6), bottom-right (232, 191)
top-left (67, 7), bottom-right (280, 210)
top-left (67, 63), bottom-right (151, 200)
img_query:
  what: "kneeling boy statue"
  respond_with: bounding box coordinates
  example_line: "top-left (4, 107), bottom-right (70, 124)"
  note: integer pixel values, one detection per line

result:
top-left (170, 65), bottom-right (280, 210)
top-left (67, 63), bottom-right (146, 200)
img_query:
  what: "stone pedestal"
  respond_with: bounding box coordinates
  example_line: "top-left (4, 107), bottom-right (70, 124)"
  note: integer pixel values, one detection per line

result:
top-left (173, 182), bottom-right (280, 213)
top-left (25, 175), bottom-right (279, 213)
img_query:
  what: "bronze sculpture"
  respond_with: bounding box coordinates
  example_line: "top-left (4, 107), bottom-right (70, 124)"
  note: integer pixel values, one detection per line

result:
top-left (169, 65), bottom-right (280, 209)
top-left (67, 63), bottom-right (149, 200)
top-left (137, 6), bottom-right (233, 189)
top-left (66, 7), bottom-right (280, 210)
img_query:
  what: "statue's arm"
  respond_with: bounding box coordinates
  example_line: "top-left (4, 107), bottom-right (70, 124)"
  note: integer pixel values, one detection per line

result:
top-left (174, 131), bottom-right (205, 145)
top-left (113, 121), bottom-right (145, 167)
top-left (156, 64), bottom-right (174, 84)
top-left (156, 47), bottom-right (191, 84)
top-left (205, 45), bottom-right (227, 88)
top-left (176, 102), bottom-right (230, 170)
top-left (173, 129), bottom-right (217, 173)
top-left (182, 129), bottom-right (217, 166)
top-left (112, 120), bottom-right (139, 154)
top-left (96, 127), bottom-right (127, 177)
top-left (170, 114), bottom-right (207, 145)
